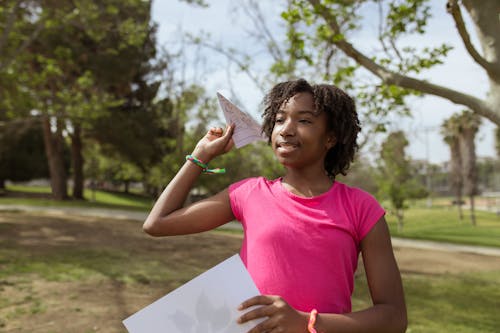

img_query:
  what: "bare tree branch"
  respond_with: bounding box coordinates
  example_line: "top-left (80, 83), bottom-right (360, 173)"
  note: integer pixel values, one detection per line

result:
top-left (240, 0), bottom-right (284, 62)
top-left (307, 0), bottom-right (500, 125)
top-left (446, 0), bottom-right (497, 75)
top-left (189, 38), bottom-right (266, 94)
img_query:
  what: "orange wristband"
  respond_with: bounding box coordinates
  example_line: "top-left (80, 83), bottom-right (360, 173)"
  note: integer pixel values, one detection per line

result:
top-left (308, 309), bottom-right (318, 333)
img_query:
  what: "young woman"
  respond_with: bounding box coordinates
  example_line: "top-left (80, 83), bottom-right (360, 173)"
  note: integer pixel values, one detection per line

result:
top-left (143, 79), bottom-right (407, 333)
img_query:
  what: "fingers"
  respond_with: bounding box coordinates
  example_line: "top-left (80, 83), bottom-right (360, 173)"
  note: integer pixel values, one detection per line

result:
top-left (244, 318), bottom-right (278, 333)
top-left (208, 127), bottom-right (224, 137)
top-left (208, 123), bottom-right (234, 138)
top-left (239, 295), bottom-right (276, 310)
top-left (237, 304), bottom-right (274, 324)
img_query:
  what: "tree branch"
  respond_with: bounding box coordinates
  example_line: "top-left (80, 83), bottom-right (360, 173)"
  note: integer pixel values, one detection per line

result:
top-left (446, 0), bottom-right (495, 74)
top-left (0, 16), bottom-right (45, 71)
top-left (306, 0), bottom-right (500, 125)
top-left (189, 38), bottom-right (266, 94)
top-left (240, 0), bottom-right (284, 62)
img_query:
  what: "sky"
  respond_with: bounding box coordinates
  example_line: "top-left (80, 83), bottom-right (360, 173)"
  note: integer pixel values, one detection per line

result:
top-left (151, 0), bottom-right (497, 164)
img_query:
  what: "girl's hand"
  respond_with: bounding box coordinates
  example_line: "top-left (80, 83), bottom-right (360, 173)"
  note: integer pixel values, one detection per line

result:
top-left (192, 124), bottom-right (235, 162)
top-left (237, 295), bottom-right (309, 333)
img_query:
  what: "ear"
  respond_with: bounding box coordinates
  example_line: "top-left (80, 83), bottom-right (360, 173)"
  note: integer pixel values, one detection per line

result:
top-left (326, 133), bottom-right (337, 150)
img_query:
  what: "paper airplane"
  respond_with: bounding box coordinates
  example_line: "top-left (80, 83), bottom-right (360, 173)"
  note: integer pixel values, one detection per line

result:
top-left (217, 92), bottom-right (266, 148)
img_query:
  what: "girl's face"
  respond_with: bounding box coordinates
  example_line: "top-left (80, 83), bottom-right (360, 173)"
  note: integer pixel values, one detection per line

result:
top-left (271, 92), bottom-right (336, 171)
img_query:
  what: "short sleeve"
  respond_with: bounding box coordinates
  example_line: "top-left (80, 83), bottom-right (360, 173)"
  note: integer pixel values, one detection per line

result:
top-left (228, 178), bottom-right (257, 222)
top-left (353, 189), bottom-right (386, 241)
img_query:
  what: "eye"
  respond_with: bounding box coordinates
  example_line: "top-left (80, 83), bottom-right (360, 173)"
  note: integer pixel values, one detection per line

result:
top-left (275, 117), bottom-right (285, 124)
top-left (299, 119), bottom-right (312, 124)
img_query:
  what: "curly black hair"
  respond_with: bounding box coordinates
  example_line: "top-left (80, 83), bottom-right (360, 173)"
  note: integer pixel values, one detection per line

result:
top-left (261, 78), bottom-right (361, 178)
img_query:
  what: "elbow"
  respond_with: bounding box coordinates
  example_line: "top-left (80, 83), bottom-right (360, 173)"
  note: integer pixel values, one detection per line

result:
top-left (397, 316), bottom-right (408, 333)
top-left (142, 219), bottom-right (164, 237)
top-left (395, 307), bottom-right (408, 333)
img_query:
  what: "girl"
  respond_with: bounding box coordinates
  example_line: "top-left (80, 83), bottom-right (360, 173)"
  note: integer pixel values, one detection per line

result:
top-left (143, 79), bottom-right (407, 333)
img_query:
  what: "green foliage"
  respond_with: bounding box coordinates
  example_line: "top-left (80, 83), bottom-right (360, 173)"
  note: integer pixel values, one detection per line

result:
top-left (195, 141), bottom-right (282, 195)
top-left (178, 0), bottom-right (209, 7)
top-left (275, 0), bottom-right (456, 134)
top-left (377, 131), bottom-right (427, 227)
top-left (83, 143), bottom-right (143, 191)
top-left (0, 120), bottom-right (49, 182)
top-left (385, 0), bottom-right (432, 37)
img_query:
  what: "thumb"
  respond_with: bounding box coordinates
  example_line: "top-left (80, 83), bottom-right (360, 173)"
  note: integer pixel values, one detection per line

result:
top-left (221, 124), bottom-right (235, 152)
top-left (221, 123), bottom-right (235, 142)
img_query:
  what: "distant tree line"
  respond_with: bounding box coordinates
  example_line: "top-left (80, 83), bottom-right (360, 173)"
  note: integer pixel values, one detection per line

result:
top-left (1, 0), bottom-right (499, 211)
top-left (0, 0), bottom-right (283, 200)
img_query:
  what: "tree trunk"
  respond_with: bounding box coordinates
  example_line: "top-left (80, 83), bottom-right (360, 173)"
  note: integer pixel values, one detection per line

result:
top-left (71, 123), bottom-right (84, 199)
top-left (460, 122), bottom-right (479, 226)
top-left (457, 198), bottom-right (464, 221)
top-left (41, 116), bottom-right (68, 200)
top-left (397, 209), bottom-right (404, 232)
top-left (449, 138), bottom-right (464, 221)
top-left (469, 195), bottom-right (477, 226)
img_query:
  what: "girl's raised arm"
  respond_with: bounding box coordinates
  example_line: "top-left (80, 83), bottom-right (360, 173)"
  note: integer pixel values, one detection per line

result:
top-left (143, 124), bottom-right (235, 236)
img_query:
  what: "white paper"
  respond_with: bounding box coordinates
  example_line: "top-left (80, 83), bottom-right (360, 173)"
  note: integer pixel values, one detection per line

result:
top-left (217, 92), bottom-right (266, 148)
top-left (122, 254), bottom-right (263, 333)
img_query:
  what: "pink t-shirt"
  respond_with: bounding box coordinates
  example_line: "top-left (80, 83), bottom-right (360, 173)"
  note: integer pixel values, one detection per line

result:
top-left (229, 177), bottom-right (385, 314)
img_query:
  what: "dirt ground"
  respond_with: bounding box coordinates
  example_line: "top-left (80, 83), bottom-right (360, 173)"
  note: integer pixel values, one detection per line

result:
top-left (1, 211), bottom-right (500, 333)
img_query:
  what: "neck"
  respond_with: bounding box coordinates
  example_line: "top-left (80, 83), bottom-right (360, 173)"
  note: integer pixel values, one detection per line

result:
top-left (281, 169), bottom-right (333, 197)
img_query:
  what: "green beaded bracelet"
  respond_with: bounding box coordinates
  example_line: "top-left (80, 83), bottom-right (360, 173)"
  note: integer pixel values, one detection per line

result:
top-left (185, 154), bottom-right (226, 174)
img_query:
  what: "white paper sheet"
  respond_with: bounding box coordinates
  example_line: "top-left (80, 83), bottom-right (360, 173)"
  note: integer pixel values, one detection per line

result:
top-left (122, 254), bottom-right (263, 333)
top-left (217, 92), bottom-right (266, 148)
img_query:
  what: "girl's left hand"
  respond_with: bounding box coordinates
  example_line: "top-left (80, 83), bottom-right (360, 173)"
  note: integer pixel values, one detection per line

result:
top-left (237, 295), bottom-right (309, 333)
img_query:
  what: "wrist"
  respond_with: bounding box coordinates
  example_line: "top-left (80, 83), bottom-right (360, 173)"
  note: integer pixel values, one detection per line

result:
top-left (308, 309), bottom-right (322, 333)
top-left (185, 154), bottom-right (226, 175)
top-left (190, 149), bottom-right (214, 164)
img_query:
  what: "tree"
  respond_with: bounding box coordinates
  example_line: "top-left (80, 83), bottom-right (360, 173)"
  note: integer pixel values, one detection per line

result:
top-left (2, 0), bottom-right (156, 199)
top-left (0, 0), bottom-right (46, 72)
top-left (441, 115), bottom-right (464, 220)
top-left (378, 130), bottom-right (425, 230)
top-left (457, 110), bottom-right (481, 225)
top-left (495, 126), bottom-right (500, 158)
top-left (279, 0), bottom-right (500, 126)
top-left (441, 110), bottom-right (481, 225)
top-left (0, 119), bottom-right (50, 188)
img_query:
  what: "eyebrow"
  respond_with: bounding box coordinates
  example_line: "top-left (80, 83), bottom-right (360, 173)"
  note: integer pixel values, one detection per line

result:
top-left (277, 109), bottom-right (317, 116)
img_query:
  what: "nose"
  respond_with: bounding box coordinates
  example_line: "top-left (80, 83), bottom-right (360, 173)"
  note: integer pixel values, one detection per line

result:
top-left (279, 119), bottom-right (295, 137)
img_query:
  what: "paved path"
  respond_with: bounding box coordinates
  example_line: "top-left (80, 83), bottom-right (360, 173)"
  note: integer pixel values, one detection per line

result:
top-left (2, 204), bottom-right (500, 257)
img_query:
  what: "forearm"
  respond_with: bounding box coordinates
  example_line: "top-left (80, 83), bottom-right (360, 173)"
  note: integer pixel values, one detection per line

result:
top-left (143, 148), bottom-right (214, 234)
top-left (143, 125), bottom-right (234, 235)
top-left (314, 304), bottom-right (407, 333)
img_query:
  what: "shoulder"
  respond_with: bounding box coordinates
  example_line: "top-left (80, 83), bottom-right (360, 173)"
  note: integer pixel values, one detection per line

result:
top-left (229, 176), bottom-right (276, 194)
top-left (333, 181), bottom-right (379, 204)
top-left (228, 177), bottom-right (278, 221)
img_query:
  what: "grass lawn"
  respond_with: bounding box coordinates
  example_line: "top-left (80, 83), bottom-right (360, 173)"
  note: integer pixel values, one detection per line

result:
top-left (2, 184), bottom-right (500, 248)
top-left (353, 269), bottom-right (500, 333)
top-left (0, 184), bottom-right (152, 211)
top-left (1, 211), bottom-right (499, 333)
top-left (386, 207), bottom-right (500, 248)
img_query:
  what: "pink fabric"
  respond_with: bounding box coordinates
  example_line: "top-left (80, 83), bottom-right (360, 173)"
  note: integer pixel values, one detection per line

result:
top-left (229, 177), bottom-right (385, 314)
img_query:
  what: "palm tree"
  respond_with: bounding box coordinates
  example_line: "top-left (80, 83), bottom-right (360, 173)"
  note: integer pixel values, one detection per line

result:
top-left (457, 110), bottom-right (481, 226)
top-left (441, 116), bottom-right (464, 220)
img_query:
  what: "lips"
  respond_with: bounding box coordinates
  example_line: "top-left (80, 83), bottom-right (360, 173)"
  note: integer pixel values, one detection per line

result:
top-left (276, 141), bottom-right (299, 152)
